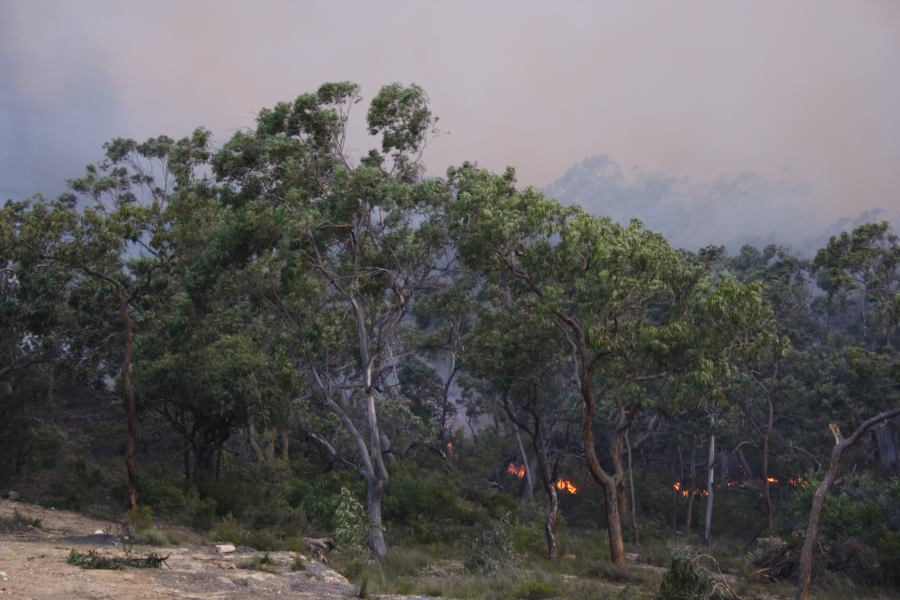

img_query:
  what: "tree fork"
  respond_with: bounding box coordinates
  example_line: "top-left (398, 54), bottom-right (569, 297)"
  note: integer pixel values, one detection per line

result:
top-left (795, 406), bottom-right (900, 600)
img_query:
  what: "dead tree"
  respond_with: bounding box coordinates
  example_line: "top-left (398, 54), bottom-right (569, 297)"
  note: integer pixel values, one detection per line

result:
top-left (795, 406), bottom-right (900, 600)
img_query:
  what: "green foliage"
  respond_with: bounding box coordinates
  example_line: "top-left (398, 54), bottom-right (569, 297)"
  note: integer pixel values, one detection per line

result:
top-left (656, 548), bottom-right (723, 600)
top-left (386, 475), bottom-right (486, 526)
top-left (790, 474), bottom-right (900, 547)
top-left (876, 531), bottom-right (900, 584)
top-left (465, 510), bottom-right (520, 575)
top-left (124, 506), bottom-right (154, 533)
top-left (238, 553), bottom-right (278, 573)
top-left (132, 528), bottom-right (171, 546)
top-left (289, 475), bottom-right (349, 529)
top-left (511, 578), bottom-right (562, 599)
top-left (334, 487), bottom-right (367, 555)
top-left (3, 81), bottom-right (900, 599)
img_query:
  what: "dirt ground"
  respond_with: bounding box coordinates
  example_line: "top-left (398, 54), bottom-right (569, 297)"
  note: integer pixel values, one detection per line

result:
top-left (0, 498), bottom-right (365, 599)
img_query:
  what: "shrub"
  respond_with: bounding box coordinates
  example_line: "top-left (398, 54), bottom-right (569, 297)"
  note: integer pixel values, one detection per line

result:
top-left (0, 510), bottom-right (42, 531)
top-left (465, 510), bottom-right (520, 574)
top-left (656, 547), bottom-right (726, 600)
top-left (133, 528), bottom-right (170, 546)
top-left (511, 578), bottom-right (562, 599)
top-left (876, 531), bottom-right (900, 584)
top-left (335, 487), bottom-right (367, 555)
top-left (124, 506), bottom-right (154, 533)
top-left (238, 553), bottom-right (278, 573)
top-left (513, 523), bottom-right (547, 558)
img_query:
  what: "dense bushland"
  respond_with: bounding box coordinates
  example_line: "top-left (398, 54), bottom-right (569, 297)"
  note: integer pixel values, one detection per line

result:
top-left (1, 81), bottom-right (898, 599)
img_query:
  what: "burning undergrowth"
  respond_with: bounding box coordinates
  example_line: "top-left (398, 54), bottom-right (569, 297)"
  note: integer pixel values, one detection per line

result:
top-left (506, 463), bottom-right (579, 494)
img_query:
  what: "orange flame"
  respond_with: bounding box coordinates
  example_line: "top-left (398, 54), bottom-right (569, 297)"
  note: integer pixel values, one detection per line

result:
top-left (507, 463), bottom-right (526, 479)
top-left (555, 479), bottom-right (578, 494)
top-left (766, 476), bottom-right (778, 484)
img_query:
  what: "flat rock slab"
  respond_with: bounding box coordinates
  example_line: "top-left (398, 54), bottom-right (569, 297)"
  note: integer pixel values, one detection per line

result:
top-left (0, 499), bottom-right (360, 599)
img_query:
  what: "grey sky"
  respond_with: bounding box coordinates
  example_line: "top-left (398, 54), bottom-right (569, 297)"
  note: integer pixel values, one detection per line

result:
top-left (2, 0), bottom-right (899, 226)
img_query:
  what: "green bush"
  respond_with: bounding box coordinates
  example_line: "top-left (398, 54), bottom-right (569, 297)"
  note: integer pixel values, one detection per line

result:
top-left (124, 506), bottom-right (154, 533)
top-left (289, 474), bottom-right (351, 530)
top-left (133, 528), bottom-right (170, 546)
top-left (334, 486), bottom-right (367, 555)
top-left (656, 548), bottom-right (723, 600)
top-left (465, 510), bottom-right (520, 574)
top-left (877, 531), bottom-right (900, 584)
top-left (513, 523), bottom-right (547, 558)
top-left (386, 476), bottom-right (478, 525)
top-left (510, 578), bottom-right (561, 599)
top-left (238, 553), bottom-right (278, 573)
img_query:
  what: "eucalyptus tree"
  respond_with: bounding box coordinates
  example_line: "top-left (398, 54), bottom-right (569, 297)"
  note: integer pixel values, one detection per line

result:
top-left (813, 222), bottom-right (900, 345)
top-left (60, 130), bottom-right (212, 508)
top-left (0, 197), bottom-right (83, 478)
top-left (465, 290), bottom-right (576, 559)
top-left (448, 165), bottom-right (772, 567)
top-left (408, 276), bottom-right (477, 439)
top-left (0, 198), bottom-right (79, 384)
top-left (203, 82), bottom-right (450, 557)
top-left (795, 406), bottom-right (900, 600)
top-left (727, 245), bottom-right (814, 531)
top-left (682, 274), bottom-right (778, 545)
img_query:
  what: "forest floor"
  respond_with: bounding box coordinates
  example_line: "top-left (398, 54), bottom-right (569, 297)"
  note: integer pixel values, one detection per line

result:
top-left (0, 497), bottom-right (826, 600)
top-left (0, 498), bottom-right (362, 599)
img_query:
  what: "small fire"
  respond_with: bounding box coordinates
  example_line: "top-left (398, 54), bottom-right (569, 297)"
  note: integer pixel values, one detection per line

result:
top-left (766, 476), bottom-right (779, 484)
top-left (507, 463), bottom-right (526, 479)
top-left (555, 479), bottom-right (578, 495)
top-left (673, 482), bottom-right (690, 497)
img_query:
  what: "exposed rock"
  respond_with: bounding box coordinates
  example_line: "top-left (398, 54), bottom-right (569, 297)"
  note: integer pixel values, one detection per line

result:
top-left (4, 491), bottom-right (19, 501)
top-left (0, 498), bottom-right (360, 598)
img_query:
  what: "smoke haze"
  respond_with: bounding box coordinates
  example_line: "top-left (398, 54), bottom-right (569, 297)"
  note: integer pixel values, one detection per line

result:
top-left (2, 0), bottom-right (899, 245)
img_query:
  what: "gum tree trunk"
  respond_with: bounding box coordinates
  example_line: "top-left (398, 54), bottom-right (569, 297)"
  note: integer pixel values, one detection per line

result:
top-left (795, 408), bottom-right (900, 600)
top-left (532, 418), bottom-right (559, 559)
top-left (703, 419), bottom-right (716, 547)
top-left (686, 448), bottom-right (696, 530)
top-left (366, 476), bottom-right (387, 558)
top-left (119, 295), bottom-right (139, 510)
top-left (763, 394), bottom-right (775, 531)
top-left (581, 371), bottom-right (629, 567)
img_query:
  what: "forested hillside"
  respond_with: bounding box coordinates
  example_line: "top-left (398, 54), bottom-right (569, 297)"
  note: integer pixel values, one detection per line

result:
top-left (2, 82), bottom-right (898, 600)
